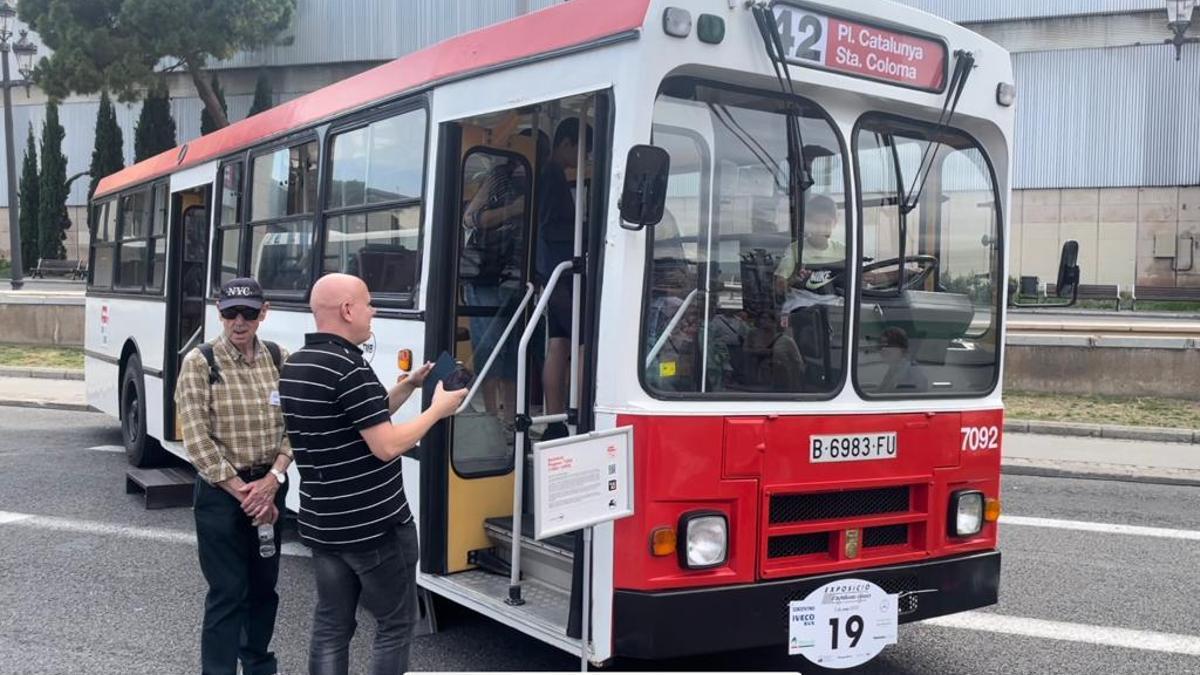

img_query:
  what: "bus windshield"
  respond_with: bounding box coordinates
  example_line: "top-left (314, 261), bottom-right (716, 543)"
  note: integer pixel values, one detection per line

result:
top-left (642, 80), bottom-right (849, 397)
top-left (854, 116), bottom-right (1002, 398)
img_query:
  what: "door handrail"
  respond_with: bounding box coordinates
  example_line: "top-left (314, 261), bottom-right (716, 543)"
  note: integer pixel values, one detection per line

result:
top-left (456, 283), bottom-right (536, 415)
top-left (507, 258), bottom-right (576, 606)
top-left (178, 326), bottom-right (203, 357)
top-left (643, 288), bottom-right (700, 369)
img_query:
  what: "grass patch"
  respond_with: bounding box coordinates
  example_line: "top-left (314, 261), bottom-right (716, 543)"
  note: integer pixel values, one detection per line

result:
top-left (1005, 390), bottom-right (1200, 430)
top-left (0, 344), bottom-right (84, 370)
top-left (0, 259), bottom-right (9, 279)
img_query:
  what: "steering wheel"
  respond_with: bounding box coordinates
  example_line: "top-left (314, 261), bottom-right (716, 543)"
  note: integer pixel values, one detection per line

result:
top-left (861, 255), bottom-right (939, 291)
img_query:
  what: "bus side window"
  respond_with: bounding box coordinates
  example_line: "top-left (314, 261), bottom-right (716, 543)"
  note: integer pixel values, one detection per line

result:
top-left (322, 108), bottom-right (428, 308)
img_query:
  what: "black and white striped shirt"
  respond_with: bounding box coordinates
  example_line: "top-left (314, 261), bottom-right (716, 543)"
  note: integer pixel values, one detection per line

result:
top-left (279, 332), bottom-right (411, 551)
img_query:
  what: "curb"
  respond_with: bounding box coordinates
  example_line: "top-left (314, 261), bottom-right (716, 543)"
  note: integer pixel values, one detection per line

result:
top-left (1005, 419), bottom-right (1199, 444)
top-left (0, 366), bottom-right (84, 381)
top-left (0, 398), bottom-right (93, 412)
top-left (1001, 461), bottom-right (1200, 488)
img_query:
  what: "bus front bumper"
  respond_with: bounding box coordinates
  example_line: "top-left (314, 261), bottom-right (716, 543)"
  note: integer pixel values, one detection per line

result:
top-left (612, 550), bottom-right (1000, 660)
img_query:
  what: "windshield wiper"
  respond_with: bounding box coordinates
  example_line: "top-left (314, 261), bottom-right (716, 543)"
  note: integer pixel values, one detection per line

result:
top-left (901, 50), bottom-right (976, 215)
top-left (751, 3), bottom-right (817, 272)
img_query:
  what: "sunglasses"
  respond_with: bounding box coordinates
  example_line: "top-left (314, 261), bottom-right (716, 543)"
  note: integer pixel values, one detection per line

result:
top-left (220, 307), bottom-right (262, 321)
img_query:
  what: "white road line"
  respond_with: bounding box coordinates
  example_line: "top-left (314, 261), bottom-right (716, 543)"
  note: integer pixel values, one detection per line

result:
top-left (86, 445), bottom-right (126, 453)
top-left (925, 612), bottom-right (1200, 656)
top-left (0, 509), bottom-right (312, 558)
top-left (1002, 515), bottom-right (1200, 541)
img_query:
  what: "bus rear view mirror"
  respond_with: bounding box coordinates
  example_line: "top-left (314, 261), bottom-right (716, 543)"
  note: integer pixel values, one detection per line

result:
top-left (619, 144), bottom-right (670, 231)
top-left (1055, 240), bottom-right (1080, 300)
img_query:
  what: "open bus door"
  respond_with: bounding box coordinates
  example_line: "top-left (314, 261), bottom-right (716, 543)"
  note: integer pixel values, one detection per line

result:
top-left (420, 93), bottom-right (605, 649)
top-left (162, 183), bottom-right (213, 441)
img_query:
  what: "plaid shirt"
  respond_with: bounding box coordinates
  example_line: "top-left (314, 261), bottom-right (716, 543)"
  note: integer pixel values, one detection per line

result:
top-left (175, 334), bottom-right (292, 485)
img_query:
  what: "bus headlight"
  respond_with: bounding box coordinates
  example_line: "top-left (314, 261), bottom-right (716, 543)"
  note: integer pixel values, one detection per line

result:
top-left (949, 490), bottom-right (985, 537)
top-left (679, 511), bottom-right (727, 569)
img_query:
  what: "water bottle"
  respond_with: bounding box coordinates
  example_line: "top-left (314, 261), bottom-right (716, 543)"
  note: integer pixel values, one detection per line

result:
top-left (257, 524), bottom-right (276, 558)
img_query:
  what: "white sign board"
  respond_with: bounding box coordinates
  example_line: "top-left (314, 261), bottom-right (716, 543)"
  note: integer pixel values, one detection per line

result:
top-left (532, 426), bottom-right (634, 540)
top-left (788, 578), bottom-right (898, 669)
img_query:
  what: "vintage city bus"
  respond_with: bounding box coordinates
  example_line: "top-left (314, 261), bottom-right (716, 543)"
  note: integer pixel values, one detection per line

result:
top-left (83, 0), bottom-right (1074, 664)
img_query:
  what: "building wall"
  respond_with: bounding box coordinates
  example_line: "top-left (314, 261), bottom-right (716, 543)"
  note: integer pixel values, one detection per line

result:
top-left (1009, 187), bottom-right (1200, 291)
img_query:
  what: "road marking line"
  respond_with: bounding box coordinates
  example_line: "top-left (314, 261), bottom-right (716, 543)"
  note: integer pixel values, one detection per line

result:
top-left (0, 510), bottom-right (312, 558)
top-left (925, 611), bottom-right (1200, 656)
top-left (1002, 515), bottom-right (1200, 541)
top-left (86, 445), bottom-right (126, 453)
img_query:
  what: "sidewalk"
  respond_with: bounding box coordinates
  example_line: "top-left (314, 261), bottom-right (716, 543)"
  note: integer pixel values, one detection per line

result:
top-left (0, 374), bottom-right (1197, 484)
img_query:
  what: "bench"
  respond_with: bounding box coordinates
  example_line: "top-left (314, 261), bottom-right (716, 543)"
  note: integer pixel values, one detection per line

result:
top-left (31, 258), bottom-right (85, 280)
top-left (1046, 283), bottom-right (1121, 310)
top-left (1131, 285), bottom-right (1200, 310)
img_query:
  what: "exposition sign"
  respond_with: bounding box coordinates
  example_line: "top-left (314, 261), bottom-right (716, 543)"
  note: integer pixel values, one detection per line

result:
top-left (773, 4), bottom-right (947, 92)
top-left (788, 578), bottom-right (899, 668)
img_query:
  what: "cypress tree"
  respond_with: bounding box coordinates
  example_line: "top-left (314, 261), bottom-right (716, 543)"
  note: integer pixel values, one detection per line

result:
top-left (134, 83), bottom-right (176, 162)
top-left (200, 73), bottom-right (228, 136)
top-left (89, 92), bottom-right (125, 208)
top-left (18, 124), bottom-right (39, 267)
top-left (248, 70), bottom-right (274, 117)
top-left (38, 102), bottom-right (69, 261)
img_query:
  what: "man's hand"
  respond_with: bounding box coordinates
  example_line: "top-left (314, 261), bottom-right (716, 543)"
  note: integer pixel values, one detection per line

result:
top-left (430, 381), bottom-right (469, 419)
top-left (239, 475), bottom-right (279, 518)
top-left (251, 503), bottom-right (279, 528)
top-left (396, 362), bottom-right (433, 389)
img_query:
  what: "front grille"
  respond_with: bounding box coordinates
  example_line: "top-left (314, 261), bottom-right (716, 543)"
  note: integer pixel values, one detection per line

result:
top-left (767, 533), bottom-right (829, 559)
top-left (769, 486), bottom-right (910, 524)
top-left (864, 524), bottom-right (909, 548)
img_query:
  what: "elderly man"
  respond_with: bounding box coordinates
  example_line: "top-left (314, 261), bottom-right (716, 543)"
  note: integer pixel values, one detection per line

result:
top-left (279, 273), bottom-right (467, 675)
top-left (175, 277), bottom-right (291, 675)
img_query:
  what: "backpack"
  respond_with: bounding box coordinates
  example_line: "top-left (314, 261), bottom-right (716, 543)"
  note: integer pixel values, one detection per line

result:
top-left (198, 341), bottom-right (282, 385)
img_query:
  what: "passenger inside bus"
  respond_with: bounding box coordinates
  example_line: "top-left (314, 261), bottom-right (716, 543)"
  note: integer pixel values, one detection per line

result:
top-left (536, 117), bottom-right (592, 440)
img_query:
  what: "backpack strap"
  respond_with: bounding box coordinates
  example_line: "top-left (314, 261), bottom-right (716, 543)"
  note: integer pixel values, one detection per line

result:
top-left (264, 341), bottom-right (282, 372)
top-left (197, 343), bottom-right (222, 385)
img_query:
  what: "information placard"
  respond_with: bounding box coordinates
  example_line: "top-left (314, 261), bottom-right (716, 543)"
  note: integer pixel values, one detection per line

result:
top-left (532, 426), bottom-right (634, 540)
top-left (773, 4), bottom-right (947, 92)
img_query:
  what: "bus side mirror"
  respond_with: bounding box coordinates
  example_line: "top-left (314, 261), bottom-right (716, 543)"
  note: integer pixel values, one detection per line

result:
top-left (1055, 240), bottom-right (1080, 299)
top-left (619, 145), bottom-right (670, 231)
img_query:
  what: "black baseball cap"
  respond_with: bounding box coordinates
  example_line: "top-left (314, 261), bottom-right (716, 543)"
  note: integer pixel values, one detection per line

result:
top-left (218, 277), bottom-right (265, 310)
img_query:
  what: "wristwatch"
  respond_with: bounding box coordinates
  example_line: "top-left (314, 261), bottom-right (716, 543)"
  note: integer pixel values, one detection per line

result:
top-left (270, 468), bottom-right (287, 485)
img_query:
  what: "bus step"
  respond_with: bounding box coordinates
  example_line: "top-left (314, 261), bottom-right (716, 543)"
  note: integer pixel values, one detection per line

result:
top-left (125, 467), bottom-right (194, 510)
top-left (468, 547), bottom-right (515, 578)
top-left (484, 516), bottom-right (574, 591)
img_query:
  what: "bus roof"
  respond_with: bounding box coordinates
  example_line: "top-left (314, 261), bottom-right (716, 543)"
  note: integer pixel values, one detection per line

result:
top-left (93, 0), bottom-right (651, 200)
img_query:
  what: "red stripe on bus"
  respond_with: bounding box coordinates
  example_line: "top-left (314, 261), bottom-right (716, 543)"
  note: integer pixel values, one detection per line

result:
top-left (94, 0), bottom-right (651, 199)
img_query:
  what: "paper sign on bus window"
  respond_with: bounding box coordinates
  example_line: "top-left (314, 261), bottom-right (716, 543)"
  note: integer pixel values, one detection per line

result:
top-left (773, 3), bottom-right (948, 92)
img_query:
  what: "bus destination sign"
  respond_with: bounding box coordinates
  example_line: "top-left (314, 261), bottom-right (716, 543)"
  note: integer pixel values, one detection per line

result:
top-left (772, 4), bottom-right (947, 92)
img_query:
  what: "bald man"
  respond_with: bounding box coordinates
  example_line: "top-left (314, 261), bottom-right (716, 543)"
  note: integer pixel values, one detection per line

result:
top-left (279, 273), bottom-right (466, 675)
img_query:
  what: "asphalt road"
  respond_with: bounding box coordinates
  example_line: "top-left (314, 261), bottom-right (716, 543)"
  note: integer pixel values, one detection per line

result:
top-left (1, 407), bottom-right (1198, 674)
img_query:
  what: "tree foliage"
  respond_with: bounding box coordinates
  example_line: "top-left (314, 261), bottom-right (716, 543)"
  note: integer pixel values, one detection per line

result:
top-left (134, 83), bottom-right (176, 161)
top-left (89, 91), bottom-right (124, 205)
top-left (17, 0), bottom-right (296, 131)
top-left (248, 69), bottom-right (274, 117)
top-left (200, 73), bottom-right (228, 136)
top-left (18, 124), bottom-right (39, 267)
top-left (38, 103), bottom-right (69, 261)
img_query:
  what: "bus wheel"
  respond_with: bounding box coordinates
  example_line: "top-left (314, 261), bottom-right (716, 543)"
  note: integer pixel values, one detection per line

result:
top-left (121, 355), bottom-right (164, 468)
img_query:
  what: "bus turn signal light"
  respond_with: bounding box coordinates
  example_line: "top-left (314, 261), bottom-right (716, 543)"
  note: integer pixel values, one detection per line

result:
top-left (398, 349), bottom-right (412, 372)
top-left (985, 498), bottom-right (1002, 523)
top-left (650, 527), bottom-right (676, 556)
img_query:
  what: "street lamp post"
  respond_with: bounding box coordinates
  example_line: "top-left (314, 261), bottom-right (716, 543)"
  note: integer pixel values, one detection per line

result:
top-left (0, 2), bottom-right (35, 290)
top-left (1166, 0), bottom-right (1200, 60)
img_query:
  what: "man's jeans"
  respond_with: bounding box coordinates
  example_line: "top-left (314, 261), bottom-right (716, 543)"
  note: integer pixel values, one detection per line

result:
top-left (309, 523), bottom-right (419, 675)
top-left (194, 477), bottom-right (287, 675)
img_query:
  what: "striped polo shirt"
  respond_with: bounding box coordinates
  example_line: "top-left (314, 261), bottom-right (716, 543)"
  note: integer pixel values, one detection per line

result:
top-left (279, 332), bottom-right (411, 551)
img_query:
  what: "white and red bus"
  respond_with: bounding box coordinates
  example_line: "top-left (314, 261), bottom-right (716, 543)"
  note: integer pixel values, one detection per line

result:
top-left (83, 0), bottom-right (1079, 665)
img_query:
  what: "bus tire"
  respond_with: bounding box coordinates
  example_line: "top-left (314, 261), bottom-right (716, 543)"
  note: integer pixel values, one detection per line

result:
top-left (121, 355), bottom-right (164, 468)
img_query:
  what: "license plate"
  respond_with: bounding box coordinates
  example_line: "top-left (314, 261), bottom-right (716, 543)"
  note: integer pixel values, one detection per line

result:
top-left (810, 432), bottom-right (897, 463)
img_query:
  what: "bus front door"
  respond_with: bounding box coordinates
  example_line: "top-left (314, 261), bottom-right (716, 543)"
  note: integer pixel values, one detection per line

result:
top-left (162, 185), bottom-right (212, 441)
